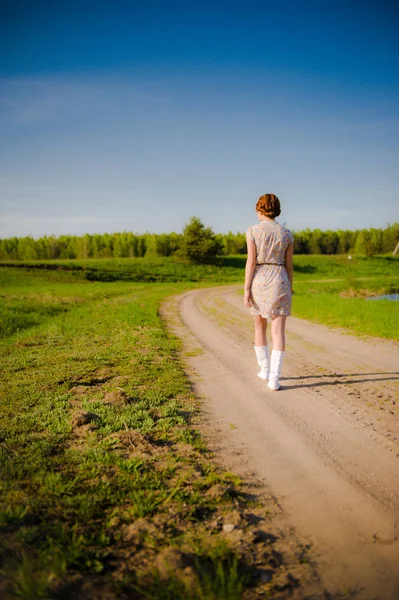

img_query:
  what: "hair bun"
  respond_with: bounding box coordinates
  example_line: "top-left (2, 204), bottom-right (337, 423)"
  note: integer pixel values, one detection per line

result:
top-left (256, 194), bottom-right (281, 219)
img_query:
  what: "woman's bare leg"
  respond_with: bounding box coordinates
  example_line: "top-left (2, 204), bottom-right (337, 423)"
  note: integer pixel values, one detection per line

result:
top-left (254, 315), bottom-right (267, 346)
top-left (271, 315), bottom-right (286, 351)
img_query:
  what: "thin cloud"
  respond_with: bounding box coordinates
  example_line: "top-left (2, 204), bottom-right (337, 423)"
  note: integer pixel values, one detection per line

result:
top-left (0, 213), bottom-right (137, 239)
top-left (0, 74), bottom-right (171, 124)
top-left (0, 213), bottom-right (127, 224)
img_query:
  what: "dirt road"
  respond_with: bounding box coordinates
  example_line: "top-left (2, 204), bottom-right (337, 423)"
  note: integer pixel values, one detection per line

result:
top-left (164, 285), bottom-right (399, 599)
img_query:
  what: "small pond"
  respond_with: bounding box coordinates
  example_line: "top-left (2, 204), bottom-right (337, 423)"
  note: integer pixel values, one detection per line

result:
top-left (367, 293), bottom-right (399, 301)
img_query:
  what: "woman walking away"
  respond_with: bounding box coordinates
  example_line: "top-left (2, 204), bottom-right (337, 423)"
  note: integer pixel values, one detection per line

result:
top-left (243, 194), bottom-right (294, 391)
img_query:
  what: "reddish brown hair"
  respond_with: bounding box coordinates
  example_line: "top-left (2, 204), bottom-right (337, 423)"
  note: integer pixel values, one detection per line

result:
top-left (256, 193), bottom-right (281, 219)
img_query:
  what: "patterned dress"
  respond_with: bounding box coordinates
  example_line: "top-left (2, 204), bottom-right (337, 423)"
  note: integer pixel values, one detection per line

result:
top-left (246, 220), bottom-right (294, 319)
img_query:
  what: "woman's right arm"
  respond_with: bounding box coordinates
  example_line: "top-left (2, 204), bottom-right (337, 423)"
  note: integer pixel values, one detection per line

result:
top-left (244, 231), bottom-right (256, 307)
top-left (285, 243), bottom-right (294, 293)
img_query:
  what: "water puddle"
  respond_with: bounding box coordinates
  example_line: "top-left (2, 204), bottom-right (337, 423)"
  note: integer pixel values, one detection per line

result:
top-left (367, 293), bottom-right (399, 301)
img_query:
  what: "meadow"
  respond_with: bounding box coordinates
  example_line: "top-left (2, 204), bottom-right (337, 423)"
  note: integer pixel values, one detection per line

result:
top-left (0, 254), bottom-right (398, 599)
top-left (2, 253), bottom-right (398, 339)
top-left (292, 254), bottom-right (399, 340)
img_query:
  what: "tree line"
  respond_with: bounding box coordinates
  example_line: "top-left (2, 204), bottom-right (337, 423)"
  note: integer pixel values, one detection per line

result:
top-left (0, 218), bottom-right (398, 261)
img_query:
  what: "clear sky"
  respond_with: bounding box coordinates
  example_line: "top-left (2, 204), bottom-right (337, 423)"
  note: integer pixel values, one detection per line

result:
top-left (1, 0), bottom-right (398, 238)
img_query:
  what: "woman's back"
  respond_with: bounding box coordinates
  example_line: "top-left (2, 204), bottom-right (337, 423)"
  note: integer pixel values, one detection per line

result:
top-left (247, 220), bottom-right (293, 265)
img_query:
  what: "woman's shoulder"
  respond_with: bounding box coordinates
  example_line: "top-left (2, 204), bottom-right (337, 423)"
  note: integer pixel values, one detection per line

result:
top-left (246, 223), bottom-right (261, 237)
top-left (277, 222), bottom-right (294, 242)
top-left (277, 222), bottom-right (292, 232)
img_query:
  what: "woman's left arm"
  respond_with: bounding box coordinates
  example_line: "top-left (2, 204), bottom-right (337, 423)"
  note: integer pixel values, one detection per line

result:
top-left (285, 243), bottom-right (294, 293)
top-left (244, 232), bottom-right (256, 307)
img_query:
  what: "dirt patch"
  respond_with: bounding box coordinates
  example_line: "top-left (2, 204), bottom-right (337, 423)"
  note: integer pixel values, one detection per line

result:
top-left (71, 410), bottom-right (100, 428)
top-left (110, 375), bottom-right (130, 386)
top-left (69, 384), bottom-right (91, 397)
top-left (67, 367), bottom-right (114, 388)
top-left (121, 516), bottom-right (160, 543)
top-left (110, 499), bottom-right (320, 599)
top-left (135, 347), bottom-right (151, 355)
top-left (103, 390), bottom-right (129, 406)
top-left (119, 430), bottom-right (156, 457)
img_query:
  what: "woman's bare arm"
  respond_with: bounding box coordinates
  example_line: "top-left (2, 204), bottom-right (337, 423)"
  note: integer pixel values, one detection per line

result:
top-left (244, 233), bottom-right (257, 307)
top-left (285, 243), bottom-right (294, 292)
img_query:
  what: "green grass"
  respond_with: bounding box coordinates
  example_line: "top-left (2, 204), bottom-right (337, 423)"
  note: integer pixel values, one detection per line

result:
top-left (2, 253), bottom-right (397, 283)
top-left (292, 255), bottom-right (399, 340)
top-left (293, 286), bottom-right (399, 340)
top-left (0, 256), bottom-right (245, 283)
top-left (292, 253), bottom-right (399, 279)
top-left (292, 267), bottom-right (399, 340)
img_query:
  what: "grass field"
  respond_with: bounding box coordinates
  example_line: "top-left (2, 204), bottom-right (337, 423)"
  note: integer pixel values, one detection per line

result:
top-left (2, 253), bottom-right (398, 340)
top-left (291, 255), bottom-right (399, 340)
top-left (0, 256), bottom-right (244, 284)
top-left (0, 254), bottom-right (398, 598)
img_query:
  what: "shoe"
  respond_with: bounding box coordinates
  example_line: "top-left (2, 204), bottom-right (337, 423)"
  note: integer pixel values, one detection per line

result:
top-left (254, 345), bottom-right (270, 380)
top-left (268, 350), bottom-right (285, 391)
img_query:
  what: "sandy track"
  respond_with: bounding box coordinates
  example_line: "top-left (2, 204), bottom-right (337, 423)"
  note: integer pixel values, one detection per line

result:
top-left (164, 285), bottom-right (399, 599)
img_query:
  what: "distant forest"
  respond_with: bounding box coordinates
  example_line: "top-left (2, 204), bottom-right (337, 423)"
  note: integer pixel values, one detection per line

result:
top-left (1, 223), bottom-right (398, 260)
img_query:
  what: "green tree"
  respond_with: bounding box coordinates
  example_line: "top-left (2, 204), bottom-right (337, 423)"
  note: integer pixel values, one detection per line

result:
top-left (102, 233), bottom-right (113, 257)
top-left (17, 237), bottom-right (37, 260)
top-left (92, 234), bottom-right (105, 258)
top-left (138, 236), bottom-right (146, 257)
top-left (144, 234), bottom-right (158, 258)
top-left (355, 230), bottom-right (368, 256)
top-left (76, 234), bottom-right (92, 258)
top-left (337, 230), bottom-right (354, 254)
top-left (126, 232), bottom-right (138, 257)
top-left (323, 231), bottom-right (339, 254)
top-left (383, 223), bottom-right (399, 253)
top-left (168, 232), bottom-right (182, 256)
top-left (114, 233), bottom-right (128, 258)
top-left (178, 217), bottom-right (222, 264)
top-left (308, 229), bottom-right (322, 254)
top-left (369, 229), bottom-right (383, 255)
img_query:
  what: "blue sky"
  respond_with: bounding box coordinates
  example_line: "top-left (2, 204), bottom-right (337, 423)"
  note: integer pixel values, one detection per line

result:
top-left (0, 0), bottom-right (398, 238)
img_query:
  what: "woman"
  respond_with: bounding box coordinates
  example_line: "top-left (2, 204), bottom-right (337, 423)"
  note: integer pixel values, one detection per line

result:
top-left (243, 193), bottom-right (294, 391)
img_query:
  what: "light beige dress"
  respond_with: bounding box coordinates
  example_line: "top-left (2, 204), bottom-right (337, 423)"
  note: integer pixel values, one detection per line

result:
top-left (246, 220), bottom-right (294, 319)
